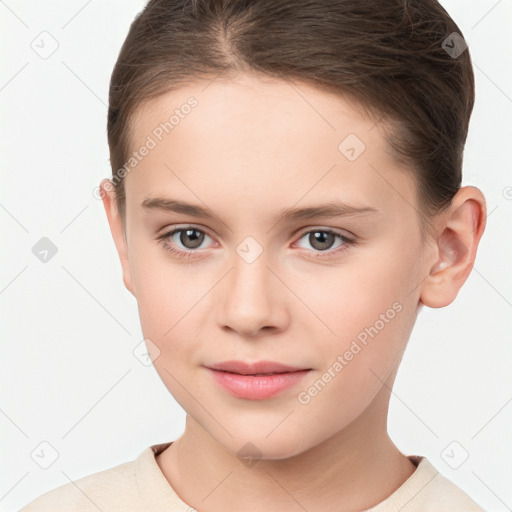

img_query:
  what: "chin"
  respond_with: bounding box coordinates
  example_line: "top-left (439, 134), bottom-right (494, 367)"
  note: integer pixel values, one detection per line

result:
top-left (216, 430), bottom-right (314, 463)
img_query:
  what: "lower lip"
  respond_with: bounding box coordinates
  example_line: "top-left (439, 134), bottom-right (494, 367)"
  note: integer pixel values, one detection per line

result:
top-left (207, 368), bottom-right (311, 400)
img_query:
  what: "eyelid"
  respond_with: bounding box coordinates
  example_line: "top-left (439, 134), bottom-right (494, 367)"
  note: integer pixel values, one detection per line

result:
top-left (157, 223), bottom-right (356, 257)
top-left (157, 223), bottom-right (216, 241)
top-left (292, 227), bottom-right (355, 257)
top-left (294, 225), bottom-right (355, 240)
top-left (158, 224), bottom-right (353, 242)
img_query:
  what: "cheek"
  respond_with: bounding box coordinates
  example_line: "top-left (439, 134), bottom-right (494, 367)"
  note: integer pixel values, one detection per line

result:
top-left (297, 254), bottom-right (408, 336)
top-left (294, 291), bottom-right (411, 433)
top-left (295, 251), bottom-right (416, 389)
top-left (316, 297), bottom-right (406, 397)
top-left (129, 240), bottom-right (200, 322)
top-left (129, 252), bottom-right (231, 390)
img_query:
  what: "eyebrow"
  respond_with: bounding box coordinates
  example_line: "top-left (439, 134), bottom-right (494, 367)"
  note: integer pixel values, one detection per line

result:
top-left (141, 197), bottom-right (379, 222)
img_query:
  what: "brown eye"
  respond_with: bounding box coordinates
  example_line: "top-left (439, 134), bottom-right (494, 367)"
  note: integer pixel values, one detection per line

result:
top-left (308, 231), bottom-right (336, 251)
top-left (157, 224), bottom-right (218, 259)
top-left (176, 228), bottom-right (205, 249)
top-left (295, 228), bottom-right (354, 259)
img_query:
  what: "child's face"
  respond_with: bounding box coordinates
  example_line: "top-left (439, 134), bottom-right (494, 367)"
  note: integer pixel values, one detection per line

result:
top-left (107, 73), bottom-right (435, 457)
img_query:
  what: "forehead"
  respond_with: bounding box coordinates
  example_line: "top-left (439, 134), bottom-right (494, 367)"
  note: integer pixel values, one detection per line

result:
top-left (130, 73), bottom-right (376, 153)
top-left (125, 73), bottom-right (417, 221)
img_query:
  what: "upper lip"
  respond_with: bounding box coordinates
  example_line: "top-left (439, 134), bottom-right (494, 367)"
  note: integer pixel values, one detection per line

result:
top-left (206, 360), bottom-right (310, 375)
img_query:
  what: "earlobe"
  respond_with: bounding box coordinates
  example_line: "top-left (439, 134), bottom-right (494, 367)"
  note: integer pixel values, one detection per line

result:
top-left (419, 186), bottom-right (487, 309)
top-left (99, 178), bottom-right (136, 297)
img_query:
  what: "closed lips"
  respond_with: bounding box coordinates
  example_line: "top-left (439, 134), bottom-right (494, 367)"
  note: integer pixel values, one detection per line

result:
top-left (206, 360), bottom-right (311, 375)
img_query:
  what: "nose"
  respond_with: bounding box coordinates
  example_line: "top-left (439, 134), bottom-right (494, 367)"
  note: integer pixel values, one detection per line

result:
top-left (217, 249), bottom-right (288, 337)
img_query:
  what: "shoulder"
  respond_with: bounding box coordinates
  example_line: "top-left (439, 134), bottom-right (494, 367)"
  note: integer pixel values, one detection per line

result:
top-left (367, 456), bottom-right (487, 512)
top-left (18, 455), bottom-right (139, 512)
top-left (417, 464), bottom-right (486, 511)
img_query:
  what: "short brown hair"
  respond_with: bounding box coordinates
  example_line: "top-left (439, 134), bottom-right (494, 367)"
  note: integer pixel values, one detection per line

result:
top-left (107, 0), bottom-right (474, 241)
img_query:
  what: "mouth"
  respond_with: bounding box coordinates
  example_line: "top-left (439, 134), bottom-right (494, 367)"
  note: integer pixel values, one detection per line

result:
top-left (205, 363), bottom-right (312, 400)
top-left (206, 359), bottom-right (311, 375)
top-left (214, 370), bottom-right (299, 376)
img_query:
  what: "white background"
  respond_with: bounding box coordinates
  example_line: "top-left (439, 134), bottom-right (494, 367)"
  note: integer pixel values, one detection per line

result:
top-left (1, 1), bottom-right (511, 510)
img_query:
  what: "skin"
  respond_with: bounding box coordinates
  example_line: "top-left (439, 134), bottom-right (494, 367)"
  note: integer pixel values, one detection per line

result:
top-left (100, 72), bottom-right (486, 511)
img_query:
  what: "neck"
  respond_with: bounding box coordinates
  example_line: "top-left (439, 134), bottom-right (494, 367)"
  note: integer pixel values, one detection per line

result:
top-left (156, 386), bottom-right (416, 511)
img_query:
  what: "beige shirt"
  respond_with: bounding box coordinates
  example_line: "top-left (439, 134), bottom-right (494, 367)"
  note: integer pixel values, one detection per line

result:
top-left (19, 441), bottom-right (486, 511)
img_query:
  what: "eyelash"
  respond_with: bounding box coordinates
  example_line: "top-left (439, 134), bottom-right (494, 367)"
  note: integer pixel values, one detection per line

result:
top-left (156, 224), bottom-right (356, 260)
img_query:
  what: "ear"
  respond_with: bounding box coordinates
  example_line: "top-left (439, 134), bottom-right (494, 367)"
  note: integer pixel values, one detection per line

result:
top-left (419, 186), bottom-right (487, 308)
top-left (99, 178), bottom-right (136, 297)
